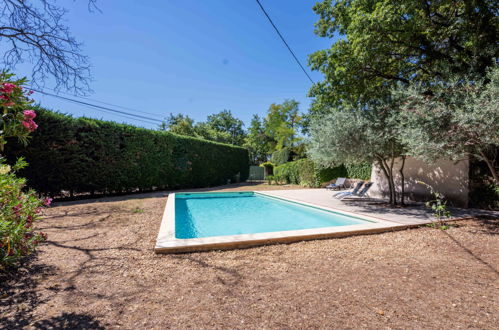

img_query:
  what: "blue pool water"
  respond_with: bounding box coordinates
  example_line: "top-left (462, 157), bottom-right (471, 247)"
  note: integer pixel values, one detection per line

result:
top-left (175, 192), bottom-right (370, 239)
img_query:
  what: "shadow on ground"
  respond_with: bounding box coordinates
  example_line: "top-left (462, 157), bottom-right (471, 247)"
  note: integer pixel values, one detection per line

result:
top-left (0, 260), bottom-right (104, 329)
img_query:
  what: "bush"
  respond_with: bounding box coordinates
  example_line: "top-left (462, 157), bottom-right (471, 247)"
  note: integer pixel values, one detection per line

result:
top-left (274, 159), bottom-right (316, 187)
top-left (1, 158), bottom-right (47, 271)
top-left (274, 159), bottom-right (372, 187)
top-left (344, 163), bottom-right (372, 181)
top-left (270, 148), bottom-right (291, 166)
top-left (5, 108), bottom-right (249, 196)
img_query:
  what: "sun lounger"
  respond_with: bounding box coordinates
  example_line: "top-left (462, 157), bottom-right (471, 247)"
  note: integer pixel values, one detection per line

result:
top-left (337, 182), bottom-right (373, 200)
top-left (325, 177), bottom-right (346, 190)
top-left (333, 181), bottom-right (364, 198)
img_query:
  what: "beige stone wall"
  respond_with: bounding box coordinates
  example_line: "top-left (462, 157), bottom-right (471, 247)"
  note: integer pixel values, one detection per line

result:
top-left (369, 157), bottom-right (470, 207)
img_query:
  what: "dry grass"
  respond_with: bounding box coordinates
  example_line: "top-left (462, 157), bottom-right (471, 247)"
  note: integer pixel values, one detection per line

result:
top-left (1, 183), bottom-right (498, 329)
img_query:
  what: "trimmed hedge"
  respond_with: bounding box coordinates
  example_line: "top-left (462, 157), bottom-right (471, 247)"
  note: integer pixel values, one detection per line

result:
top-left (274, 159), bottom-right (372, 187)
top-left (4, 109), bottom-right (249, 196)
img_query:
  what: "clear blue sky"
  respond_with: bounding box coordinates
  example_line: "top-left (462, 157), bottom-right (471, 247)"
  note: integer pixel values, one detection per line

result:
top-left (17, 0), bottom-right (333, 129)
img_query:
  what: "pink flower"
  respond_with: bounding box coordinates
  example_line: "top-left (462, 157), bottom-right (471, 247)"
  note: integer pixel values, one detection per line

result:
top-left (1, 83), bottom-right (16, 94)
top-left (12, 203), bottom-right (22, 216)
top-left (0, 94), bottom-right (8, 100)
top-left (23, 110), bottom-right (36, 120)
top-left (22, 119), bottom-right (38, 132)
top-left (43, 197), bottom-right (52, 206)
top-left (4, 102), bottom-right (14, 107)
top-left (28, 90), bottom-right (34, 95)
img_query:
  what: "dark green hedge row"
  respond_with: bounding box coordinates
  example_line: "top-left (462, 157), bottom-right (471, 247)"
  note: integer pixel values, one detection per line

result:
top-left (274, 159), bottom-right (372, 187)
top-left (5, 108), bottom-right (249, 196)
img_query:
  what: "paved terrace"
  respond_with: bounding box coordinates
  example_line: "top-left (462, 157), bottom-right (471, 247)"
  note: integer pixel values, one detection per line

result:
top-left (258, 188), bottom-right (498, 226)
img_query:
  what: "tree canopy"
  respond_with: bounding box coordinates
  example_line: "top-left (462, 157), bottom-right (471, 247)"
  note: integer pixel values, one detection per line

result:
top-left (159, 110), bottom-right (246, 147)
top-left (309, 0), bottom-right (498, 110)
top-left (397, 65), bottom-right (499, 182)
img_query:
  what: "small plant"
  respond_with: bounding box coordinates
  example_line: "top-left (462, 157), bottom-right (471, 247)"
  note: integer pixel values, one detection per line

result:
top-left (132, 207), bottom-right (144, 214)
top-left (266, 175), bottom-right (274, 185)
top-left (1, 158), bottom-right (48, 271)
top-left (417, 181), bottom-right (452, 229)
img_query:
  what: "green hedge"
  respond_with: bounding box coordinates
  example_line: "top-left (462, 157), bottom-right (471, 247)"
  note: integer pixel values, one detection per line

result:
top-left (4, 108), bottom-right (249, 196)
top-left (274, 159), bottom-right (372, 187)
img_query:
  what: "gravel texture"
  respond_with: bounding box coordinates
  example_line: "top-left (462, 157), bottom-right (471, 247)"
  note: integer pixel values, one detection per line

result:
top-left (1, 183), bottom-right (498, 329)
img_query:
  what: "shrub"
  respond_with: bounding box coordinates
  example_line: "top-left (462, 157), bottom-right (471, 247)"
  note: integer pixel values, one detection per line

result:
top-left (275, 159), bottom-right (372, 187)
top-left (5, 108), bottom-right (250, 196)
top-left (274, 159), bottom-right (316, 187)
top-left (343, 163), bottom-right (372, 181)
top-left (0, 71), bottom-right (37, 151)
top-left (1, 158), bottom-right (47, 271)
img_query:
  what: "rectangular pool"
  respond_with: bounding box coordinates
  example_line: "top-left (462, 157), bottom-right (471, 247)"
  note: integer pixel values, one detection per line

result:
top-left (175, 192), bottom-right (368, 238)
top-left (155, 191), bottom-right (399, 253)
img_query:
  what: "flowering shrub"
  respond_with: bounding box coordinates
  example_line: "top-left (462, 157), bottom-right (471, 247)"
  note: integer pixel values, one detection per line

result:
top-left (1, 157), bottom-right (48, 270)
top-left (0, 71), bottom-right (44, 271)
top-left (0, 71), bottom-right (36, 151)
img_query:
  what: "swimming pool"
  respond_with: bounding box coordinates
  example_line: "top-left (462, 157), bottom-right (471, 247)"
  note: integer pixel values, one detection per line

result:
top-left (155, 191), bottom-right (400, 253)
top-left (175, 192), bottom-right (369, 238)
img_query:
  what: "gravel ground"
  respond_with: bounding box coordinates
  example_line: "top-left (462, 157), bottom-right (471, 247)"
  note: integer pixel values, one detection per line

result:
top-left (1, 183), bottom-right (498, 329)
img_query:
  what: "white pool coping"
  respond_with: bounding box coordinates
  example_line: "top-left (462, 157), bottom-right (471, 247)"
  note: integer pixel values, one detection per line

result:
top-left (154, 191), bottom-right (418, 254)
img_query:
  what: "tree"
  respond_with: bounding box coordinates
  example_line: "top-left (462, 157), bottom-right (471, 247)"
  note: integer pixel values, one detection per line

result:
top-left (397, 66), bottom-right (499, 183)
top-left (205, 110), bottom-right (246, 146)
top-left (159, 113), bottom-right (196, 137)
top-left (0, 0), bottom-right (96, 93)
top-left (309, 0), bottom-right (498, 110)
top-left (159, 111), bottom-right (246, 146)
top-left (264, 99), bottom-right (303, 151)
top-left (308, 101), bottom-right (407, 205)
top-left (243, 114), bottom-right (271, 164)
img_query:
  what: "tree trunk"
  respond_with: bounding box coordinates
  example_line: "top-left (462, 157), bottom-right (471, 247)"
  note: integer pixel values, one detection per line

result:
top-left (388, 156), bottom-right (397, 205)
top-left (399, 155), bottom-right (406, 206)
top-left (479, 151), bottom-right (498, 183)
top-left (378, 156), bottom-right (395, 205)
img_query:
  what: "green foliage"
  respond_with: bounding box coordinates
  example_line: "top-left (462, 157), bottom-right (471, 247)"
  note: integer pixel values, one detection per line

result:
top-left (397, 66), bottom-right (499, 183)
top-left (244, 115), bottom-right (271, 165)
top-left (344, 163), bottom-right (372, 181)
top-left (0, 71), bottom-right (37, 151)
top-left (274, 159), bottom-right (371, 188)
top-left (1, 158), bottom-right (47, 271)
top-left (266, 175), bottom-right (274, 185)
top-left (205, 110), bottom-right (246, 146)
top-left (5, 108), bottom-right (249, 196)
top-left (308, 101), bottom-right (405, 204)
top-left (469, 183), bottom-right (499, 210)
top-left (264, 99), bottom-right (303, 150)
top-left (314, 165), bottom-right (347, 185)
top-left (160, 110), bottom-right (246, 146)
top-left (274, 159), bottom-right (316, 187)
top-left (417, 181), bottom-right (452, 228)
top-left (159, 113), bottom-right (196, 136)
top-left (309, 0), bottom-right (498, 110)
top-left (271, 148), bottom-right (291, 166)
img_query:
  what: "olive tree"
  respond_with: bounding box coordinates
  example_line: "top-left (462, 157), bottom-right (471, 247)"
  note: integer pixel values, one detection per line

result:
top-left (397, 66), bottom-right (499, 183)
top-left (308, 101), bottom-right (407, 205)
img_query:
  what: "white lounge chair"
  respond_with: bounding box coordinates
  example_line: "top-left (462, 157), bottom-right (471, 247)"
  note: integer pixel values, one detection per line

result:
top-left (325, 177), bottom-right (346, 190)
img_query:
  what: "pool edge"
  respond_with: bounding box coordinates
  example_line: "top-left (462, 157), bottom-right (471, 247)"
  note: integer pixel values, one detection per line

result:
top-left (154, 191), bottom-right (411, 254)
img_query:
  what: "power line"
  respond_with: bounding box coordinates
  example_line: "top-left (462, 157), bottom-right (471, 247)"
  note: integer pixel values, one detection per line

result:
top-left (255, 0), bottom-right (315, 84)
top-left (34, 86), bottom-right (163, 117)
top-left (31, 89), bottom-right (162, 126)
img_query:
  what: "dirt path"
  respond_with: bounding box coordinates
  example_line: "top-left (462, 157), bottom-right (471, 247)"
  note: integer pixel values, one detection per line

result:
top-left (1, 183), bottom-right (498, 329)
